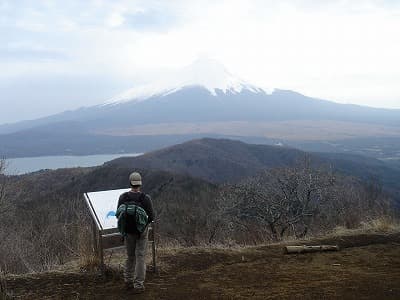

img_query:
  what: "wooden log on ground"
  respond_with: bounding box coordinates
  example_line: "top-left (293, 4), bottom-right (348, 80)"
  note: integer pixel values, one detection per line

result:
top-left (285, 245), bottom-right (340, 254)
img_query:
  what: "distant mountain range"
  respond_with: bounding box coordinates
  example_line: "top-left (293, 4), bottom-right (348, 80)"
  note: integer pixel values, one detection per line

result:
top-left (0, 59), bottom-right (399, 158)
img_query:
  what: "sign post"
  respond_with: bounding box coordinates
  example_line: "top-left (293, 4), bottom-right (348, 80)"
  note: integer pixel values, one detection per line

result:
top-left (83, 189), bottom-right (157, 273)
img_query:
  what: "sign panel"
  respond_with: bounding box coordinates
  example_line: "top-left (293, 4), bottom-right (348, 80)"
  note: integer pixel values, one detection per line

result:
top-left (85, 188), bottom-right (130, 230)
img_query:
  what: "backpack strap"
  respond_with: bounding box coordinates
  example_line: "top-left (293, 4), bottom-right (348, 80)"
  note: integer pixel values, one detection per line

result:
top-left (124, 204), bottom-right (128, 237)
top-left (140, 192), bottom-right (146, 203)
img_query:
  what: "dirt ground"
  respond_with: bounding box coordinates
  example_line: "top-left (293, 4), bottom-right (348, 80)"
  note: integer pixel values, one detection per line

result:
top-left (4, 232), bottom-right (400, 299)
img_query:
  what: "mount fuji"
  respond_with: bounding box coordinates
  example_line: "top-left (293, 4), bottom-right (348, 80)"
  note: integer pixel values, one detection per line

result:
top-left (104, 58), bottom-right (270, 105)
top-left (0, 58), bottom-right (400, 158)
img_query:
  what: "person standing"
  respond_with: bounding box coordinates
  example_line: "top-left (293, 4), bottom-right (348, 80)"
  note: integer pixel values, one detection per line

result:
top-left (117, 172), bottom-right (154, 293)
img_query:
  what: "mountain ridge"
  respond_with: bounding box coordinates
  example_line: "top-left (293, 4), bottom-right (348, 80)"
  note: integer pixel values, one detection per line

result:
top-left (1, 86), bottom-right (400, 136)
top-left (107, 138), bottom-right (400, 204)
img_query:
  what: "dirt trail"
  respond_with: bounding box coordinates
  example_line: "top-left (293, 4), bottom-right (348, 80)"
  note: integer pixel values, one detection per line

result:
top-left (5, 232), bottom-right (400, 299)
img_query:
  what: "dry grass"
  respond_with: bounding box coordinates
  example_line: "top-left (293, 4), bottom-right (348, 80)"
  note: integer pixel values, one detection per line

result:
top-left (360, 217), bottom-right (400, 232)
top-left (331, 217), bottom-right (400, 236)
top-left (156, 217), bottom-right (400, 254)
top-left (78, 254), bottom-right (103, 273)
top-left (0, 269), bottom-right (10, 300)
top-left (75, 224), bottom-right (103, 273)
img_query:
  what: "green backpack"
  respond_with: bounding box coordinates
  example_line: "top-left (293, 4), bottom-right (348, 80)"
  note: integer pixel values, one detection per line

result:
top-left (116, 202), bottom-right (149, 236)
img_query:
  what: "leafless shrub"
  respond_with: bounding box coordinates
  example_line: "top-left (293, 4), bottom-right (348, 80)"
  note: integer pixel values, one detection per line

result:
top-left (0, 159), bottom-right (17, 274)
top-left (155, 185), bottom-right (219, 246)
top-left (0, 267), bottom-right (10, 300)
top-left (77, 222), bottom-right (101, 272)
top-left (217, 156), bottom-right (395, 243)
top-left (317, 175), bottom-right (392, 232)
top-left (0, 158), bottom-right (12, 219)
top-left (218, 156), bottom-right (336, 242)
top-left (0, 190), bottom-right (99, 274)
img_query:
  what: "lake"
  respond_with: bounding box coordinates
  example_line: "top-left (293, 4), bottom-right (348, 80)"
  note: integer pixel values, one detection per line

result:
top-left (5, 153), bottom-right (143, 175)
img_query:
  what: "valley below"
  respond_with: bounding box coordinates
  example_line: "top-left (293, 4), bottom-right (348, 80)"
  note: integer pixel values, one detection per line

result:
top-left (95, 120), bottom-right (400, 141)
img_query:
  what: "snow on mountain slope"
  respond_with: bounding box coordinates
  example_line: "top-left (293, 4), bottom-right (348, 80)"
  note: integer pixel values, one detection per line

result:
top-left (103, 58), bottom-right (273, 106)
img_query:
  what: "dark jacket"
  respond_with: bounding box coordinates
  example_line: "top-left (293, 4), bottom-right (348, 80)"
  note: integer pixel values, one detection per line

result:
top-left (117, 191), bottom-right (155, 224)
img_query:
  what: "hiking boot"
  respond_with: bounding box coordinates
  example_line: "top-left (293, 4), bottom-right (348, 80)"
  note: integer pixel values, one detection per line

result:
top-left (132, 286), bottom-right (145, 294)
top-left (124, 282), bottom-right (134, 290)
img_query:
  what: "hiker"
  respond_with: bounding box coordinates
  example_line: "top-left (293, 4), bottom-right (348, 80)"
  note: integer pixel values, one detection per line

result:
top-left (116, 172), bottom-right (154, 293)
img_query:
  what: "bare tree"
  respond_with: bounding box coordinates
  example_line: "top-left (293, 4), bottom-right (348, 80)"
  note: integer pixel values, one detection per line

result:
top-left (218, 177), bottom-right (290, 241)
top-left (269, 158), bottom-right (336, 238)
top-left (218, 157), bottom-right (336, 241)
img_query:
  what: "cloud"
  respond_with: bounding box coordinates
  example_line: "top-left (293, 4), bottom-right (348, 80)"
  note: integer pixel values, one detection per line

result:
top-left (123, 9), bottom-right (178, 31)
top-left (0, 0), bottom-right (400, 123)
top-left (0, 42), bottom-right (69, 62)
top-left (106, 12), bottom-right (125, 28)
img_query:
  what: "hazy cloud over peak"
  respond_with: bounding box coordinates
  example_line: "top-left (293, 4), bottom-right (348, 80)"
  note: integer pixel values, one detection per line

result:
top-left (1, 0), bottom-right (399, 123)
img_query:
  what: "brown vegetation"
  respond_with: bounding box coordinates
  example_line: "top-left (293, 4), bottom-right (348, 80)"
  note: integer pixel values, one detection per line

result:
top-left (214, 158), bottom-right (393, 245)
top-left (0, 143), bottom-right (397, 275)
top-left (0, 268), bottom-right (9, 300)
top-left (0, 158), bottom-right (11, 218)
top-left (218, 159), bottom-right (336, 241)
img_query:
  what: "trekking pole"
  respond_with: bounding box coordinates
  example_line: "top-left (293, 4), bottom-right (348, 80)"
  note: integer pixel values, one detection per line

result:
top-left (151, 221), bottom-right (157, 274)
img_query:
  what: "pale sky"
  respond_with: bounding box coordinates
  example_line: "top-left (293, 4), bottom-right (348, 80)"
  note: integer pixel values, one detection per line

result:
top-left (1, 0), bottom-right (400, 124)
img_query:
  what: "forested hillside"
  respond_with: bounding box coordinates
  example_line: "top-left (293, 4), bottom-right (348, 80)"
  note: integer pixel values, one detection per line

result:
top-left (109, 138), bottom-right (400, 202)
top-left (0, 138), bottom-right (397, 274)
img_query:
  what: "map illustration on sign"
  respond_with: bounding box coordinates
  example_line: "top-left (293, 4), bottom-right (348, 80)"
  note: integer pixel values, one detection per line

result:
top-left (85, 188), bottom-right (130, 230)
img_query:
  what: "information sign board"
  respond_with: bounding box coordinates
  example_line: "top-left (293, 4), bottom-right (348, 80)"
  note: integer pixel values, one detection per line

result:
top-left (85, 188), bottom-right (129, 231)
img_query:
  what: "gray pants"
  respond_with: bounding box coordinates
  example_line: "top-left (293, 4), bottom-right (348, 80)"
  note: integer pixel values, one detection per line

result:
top-left (124, 227), bottom-right (148, 288)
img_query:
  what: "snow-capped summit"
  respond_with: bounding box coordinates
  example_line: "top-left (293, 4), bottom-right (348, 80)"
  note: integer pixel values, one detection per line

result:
top-left (103, 58), bottom-right (273, 106)
top-left (178, 57), bottom-right (264, 96)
